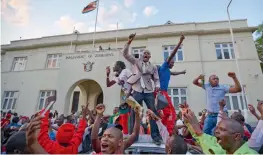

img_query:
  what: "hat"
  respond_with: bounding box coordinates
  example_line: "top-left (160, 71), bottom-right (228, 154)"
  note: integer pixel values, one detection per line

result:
top-left (56, 123), bottom-right (75, 144)
top-left (6, 131), bottom-right (26, 153)
top-left (6, 113), bottom-right (12, 119)
top-left (107, 124), bottom-right (123, 131)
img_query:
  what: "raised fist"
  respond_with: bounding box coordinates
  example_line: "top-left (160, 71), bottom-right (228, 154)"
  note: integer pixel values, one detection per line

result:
top-left (106, 66), bottom-right (110, 76)
top-left (96, 104), bottom-right (105, 115)
top-left (228, 72), bottom-right (236, 78)
top-left (128, 33), bottom-right (136, 44)
top-left (180, 34), bottom-right (185, 41)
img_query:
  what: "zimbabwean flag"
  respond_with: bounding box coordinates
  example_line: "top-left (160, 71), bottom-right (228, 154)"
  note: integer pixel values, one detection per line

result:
top-left (82, 1), bottom-right (97, 14)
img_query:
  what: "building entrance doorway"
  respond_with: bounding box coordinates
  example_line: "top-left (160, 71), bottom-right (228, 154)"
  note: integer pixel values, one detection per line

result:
top-left (68, 80), bottom-right (103, 114)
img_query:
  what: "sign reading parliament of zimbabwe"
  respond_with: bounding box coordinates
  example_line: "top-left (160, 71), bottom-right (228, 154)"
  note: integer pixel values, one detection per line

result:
top-left (66, 51), bottom-right (114, 60)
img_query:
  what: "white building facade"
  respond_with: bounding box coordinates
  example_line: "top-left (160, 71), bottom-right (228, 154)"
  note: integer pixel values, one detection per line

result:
top-left (1, 19), bottom-right (262, 124)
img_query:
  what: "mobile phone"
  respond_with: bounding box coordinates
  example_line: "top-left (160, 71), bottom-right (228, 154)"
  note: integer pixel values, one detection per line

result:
top-left (42, 90), bottom-right (57, 116)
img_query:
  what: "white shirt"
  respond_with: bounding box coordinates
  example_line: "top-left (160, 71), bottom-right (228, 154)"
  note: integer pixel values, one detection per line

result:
top-left (248, 120), bottom-right (263, 152)
top-left (115, 68), bottom-right (132, 94)
top-left (176, 119), bottom-right (184, 135)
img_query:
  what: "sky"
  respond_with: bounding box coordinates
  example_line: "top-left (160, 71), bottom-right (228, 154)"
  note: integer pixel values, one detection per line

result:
top-left (1, 0), bottom-right (263, 45)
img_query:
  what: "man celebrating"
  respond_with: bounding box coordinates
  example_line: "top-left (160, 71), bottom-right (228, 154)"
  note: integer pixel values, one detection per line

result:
top-left (156, 33), bottom-right (186, 135)
top-left (122, 33), bottom-right (162, 144)
top-left (193, 72), bottom-right (242, 135)
top-left (91, 104), bottom-right (140, 154)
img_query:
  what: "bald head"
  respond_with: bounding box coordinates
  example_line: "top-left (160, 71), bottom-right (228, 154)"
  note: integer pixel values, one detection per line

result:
top-left (225, 118), bottom-right (244, 136)
top-left (209, 74), bottom-right (219, 87)
top-left (105, 127), bottom-right (123, 140)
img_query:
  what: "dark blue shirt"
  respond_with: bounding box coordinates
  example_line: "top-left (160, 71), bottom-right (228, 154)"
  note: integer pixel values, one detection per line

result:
top-left (158, 61), bottom-right (170, 91)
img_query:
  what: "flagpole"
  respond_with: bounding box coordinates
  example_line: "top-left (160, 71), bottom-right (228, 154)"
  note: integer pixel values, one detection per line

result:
top-left (69, 27), bottom-right (75, 52)
top-left (116, 22), bottom-right (118, 49)
top-left (92, 0), bottom-right (99, 48)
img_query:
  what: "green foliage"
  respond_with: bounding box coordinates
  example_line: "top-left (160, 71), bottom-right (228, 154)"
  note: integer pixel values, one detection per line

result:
top-left (255, 22), bottom-right (263, 72)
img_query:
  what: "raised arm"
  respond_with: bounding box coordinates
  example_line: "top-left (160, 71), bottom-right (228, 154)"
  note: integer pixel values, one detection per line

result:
top-left (69, 103), bottom-right (88, 149)
top-left (227, 72), bottom-right (242, 93)
top-left (91, 104), bottom-right (105, 153)
top-left (122, 33), bottom-right (137, 64)
top-left (106, 66), bottom-right (116, 87)
top-left (193, 74), bottom-right (205, 88)
top-left (167, 34), bottom-right (185, 63)
top-left (124, 107), bottom-right (141, 149)
top-left (248, 104), bottom-right (261, 120)
top-left (248, 101), bottom-right (263, 152)
top-left (170, 70), bottom-right (186, 76)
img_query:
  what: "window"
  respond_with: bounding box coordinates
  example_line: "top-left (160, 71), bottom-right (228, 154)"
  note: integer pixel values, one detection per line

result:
top-left (215, 43), bottom-right (235, 60)
top-left (2, 91), bottom-right (19, 110)
top-left (225, 93), bottom-right (247, 110)
top-left (168, 87), bottom-right (187, 110)
top-left (12, 57), bottom-right (27, 71)
top-left (46, 54), bottom-right (62, 68)
top-left (38, 90), bottom-right (56, 110)
top-left (163, 45), bottom-right (183, 62)
top-left (132, 47), bottom-right (145, 58)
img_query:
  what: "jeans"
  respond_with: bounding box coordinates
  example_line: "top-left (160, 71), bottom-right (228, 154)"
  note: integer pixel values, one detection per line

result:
top-left (203, 113), bottom-right (218, 135)
top-left (129, 91), bottom-right (161, 141)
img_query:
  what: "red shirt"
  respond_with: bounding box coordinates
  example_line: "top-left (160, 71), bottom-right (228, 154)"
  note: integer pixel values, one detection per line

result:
top-left (38, 111), bottom-right (86, 154)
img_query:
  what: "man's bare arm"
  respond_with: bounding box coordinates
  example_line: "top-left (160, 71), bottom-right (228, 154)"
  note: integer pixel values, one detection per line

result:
top-left (124, 108), bottom-right (140, 149)
top-left (228, 72), bottom-right (242, 93)
top-left (167, 34), bottom-right (185, 63)
top-left (193, 75), bottom-right (205, 88)
top-left (91, 104), bottom-right (105, 153)
top-left (170, 70), bottom-right (186, 76)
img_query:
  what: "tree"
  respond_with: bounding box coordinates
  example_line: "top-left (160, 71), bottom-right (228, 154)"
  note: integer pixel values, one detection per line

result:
top-left (255, 22), bottom-right (263, 71)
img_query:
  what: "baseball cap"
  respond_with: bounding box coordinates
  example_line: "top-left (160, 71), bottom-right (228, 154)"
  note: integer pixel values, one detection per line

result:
top-left (107, 124), bottom-right (123, 131)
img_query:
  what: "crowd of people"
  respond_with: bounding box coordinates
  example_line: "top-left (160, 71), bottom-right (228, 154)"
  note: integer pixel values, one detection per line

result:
top-left (1, 33), bottom-right (262, 154)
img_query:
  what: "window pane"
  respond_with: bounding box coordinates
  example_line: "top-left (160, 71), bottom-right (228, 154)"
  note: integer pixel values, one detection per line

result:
top-left (223, 49), bottom-right (230, 59)
top-left (164, 47), bottom-right (168, 51)
top-left (46, 91), bottom-right (51, 97)
top-left (5, 92), bottom-right (10, 97)
top-left (7, 99), bottom-right (13, 109)
top-left (230, 44), bottom-right (233, 47)
top-left (12, 99), bottom-right (16, 109)
top-left (232, 96), bottom-right (239, 110)
top-left (225, 96), bottom-right (231, 110)
top-left (52, 59), bottom-right (56, 67)
top-left (163, 52), bottom-right (169, 61)
top-left (173, 97), bottom-right (179, 109)
top-left (177, 51), bottom-right (183, 61)
top-left (180, 88), bottom-right (186, 95)
top-left (133, 50), bottom-right (138, 54)
top-left (215, 44), bottom-right (220, 48)
top-left (134, 54), bottom-right (139, 58)
top-left (173, 89), bottom-right (179, 95)
top-left (181, 97), bottom-right (187, 104)
top-left (39, 98), bottom-right (44, 110)
top-left (47, 59), bottom-right (52, 68)
top-left (222, 44), bottom-right (228, 48)
top-left (167, 89), bottom-right (171, 95)
top-left (41, 91), bottom-right (45, 97)
top-left (231, 49), bottom-right (235, 59)
top-left (216, 49), bottom-right (222, 59)
top-left (169, 46), bottom-right (175, 50)
top-left (239, 96), bottom-right (244, 110)
top-left (3, 99), bottom-right (8, 109)
top-left (56, 59), bottom-right (60, 67)
top-left (10, 92), bottom-right (14, 97)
